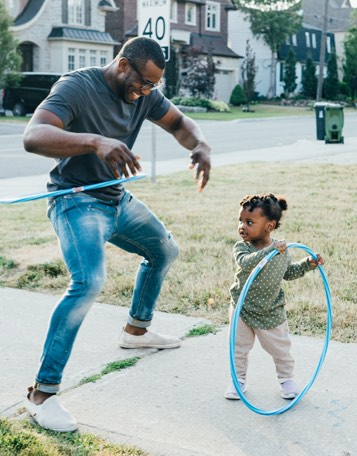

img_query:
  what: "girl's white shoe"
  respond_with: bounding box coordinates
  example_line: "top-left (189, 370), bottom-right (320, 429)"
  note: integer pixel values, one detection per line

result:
top-left (224, 380), bottom-right (247, 400)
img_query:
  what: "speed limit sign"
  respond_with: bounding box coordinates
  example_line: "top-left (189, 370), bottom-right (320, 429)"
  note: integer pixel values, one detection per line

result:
top-left (137, 0), bottom-right (171, 61)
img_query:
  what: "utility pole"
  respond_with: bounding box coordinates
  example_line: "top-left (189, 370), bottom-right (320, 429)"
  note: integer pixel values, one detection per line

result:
top-left (316, 0), bottom-right (329, 101)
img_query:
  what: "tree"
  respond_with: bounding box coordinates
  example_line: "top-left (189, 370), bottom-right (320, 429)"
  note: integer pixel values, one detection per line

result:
top-left (302, 56), bottom-right (317, 99)
top-left (323, 51), bottom-right (339, 100)
top-left (180, 45), bottom-right (216, 99)
top-left (343, 25), bottom-right (357, 100)
top-left (283, 47), bottom-right (297, 96)
top-left (0, 2), bottom-right (22, 90)
top-left (240, 40), bottom-right (257, 110)
top-left (232, 0), bottom-right (302, 98)
top-left (205, 45), bottom-right (216, 99)
top-left (229, 84), bottom-right (246, 106)
top-left (164, 41), bottom-right (180, 99)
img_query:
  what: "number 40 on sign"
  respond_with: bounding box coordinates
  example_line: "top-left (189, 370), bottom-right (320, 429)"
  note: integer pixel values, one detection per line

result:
top-left (137, 0), bottom-right (171, 61)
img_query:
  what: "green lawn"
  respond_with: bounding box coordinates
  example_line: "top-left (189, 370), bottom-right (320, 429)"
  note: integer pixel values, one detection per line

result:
top-left (1, 162), bottom-right (356, 343)
top-left (186, 103), bottom-right (315, 121)
top-left (2, 103), bottom-right (355, 123)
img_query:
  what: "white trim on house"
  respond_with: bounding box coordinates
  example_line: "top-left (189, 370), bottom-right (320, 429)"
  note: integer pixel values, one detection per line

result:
top-left (171, 29), bottom-right (191, 44)
top-left (205, 1), bottom-right (221, 32)
top-left (185, 2), bottom-right (197, 26)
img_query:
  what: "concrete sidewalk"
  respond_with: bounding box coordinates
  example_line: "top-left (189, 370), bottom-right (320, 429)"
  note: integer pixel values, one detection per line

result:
top-left (0, 287), bottom-right (356, 456)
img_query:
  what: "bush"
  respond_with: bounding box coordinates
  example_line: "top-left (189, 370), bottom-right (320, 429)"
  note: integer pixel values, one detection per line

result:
top-left (209, 100), bottom-right (231, 112)
top-left (170, 97), bottom-right (230, 112)
top-left (171, 97), bottom-right (211, 109)
top-left (229, 84), bottom-right (246, 106)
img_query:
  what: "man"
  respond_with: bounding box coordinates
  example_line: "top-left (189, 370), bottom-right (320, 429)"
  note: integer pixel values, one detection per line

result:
top-left (23, 36), bottom-right (211, 432)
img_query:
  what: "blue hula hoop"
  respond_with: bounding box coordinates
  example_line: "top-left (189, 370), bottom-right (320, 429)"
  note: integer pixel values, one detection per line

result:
top-left (229, 242), bottom-right (333, 416)
top-left (0, 174), bottom-right (147, 205)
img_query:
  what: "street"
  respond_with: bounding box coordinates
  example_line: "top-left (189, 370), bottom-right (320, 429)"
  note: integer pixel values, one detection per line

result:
top-left (0, 113), bottom-right (356, 179)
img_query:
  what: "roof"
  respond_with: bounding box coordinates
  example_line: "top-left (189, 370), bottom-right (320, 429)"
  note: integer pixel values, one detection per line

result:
top-left (13, 0), bottom-right (46, 26)
top-left (125, 24), bottom-right (138, 38)
top-left (97, 0), bottom-right (118, 11)
top-left (302, 0), bottom-right (354, 32)
top-left (176, 0), bottom-right (206, 4)
top-left (48, 26), bottom-right (119, 45)
top-left (188, 33), bottom-right (242, 58)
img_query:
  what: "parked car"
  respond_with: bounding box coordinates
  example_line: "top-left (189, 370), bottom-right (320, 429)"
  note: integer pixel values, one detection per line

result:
top-left (2, 72), bottom-right (62, 116)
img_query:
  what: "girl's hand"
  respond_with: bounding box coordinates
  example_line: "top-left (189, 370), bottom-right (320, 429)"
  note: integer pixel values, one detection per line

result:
top-left (308, 254), bottom-right (324, 268)
top-left (273, 240), bottom-right (287, 254)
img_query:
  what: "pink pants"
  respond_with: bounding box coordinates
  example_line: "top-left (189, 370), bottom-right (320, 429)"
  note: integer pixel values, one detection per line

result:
top-left (230, 305), bottom-right (294, 384)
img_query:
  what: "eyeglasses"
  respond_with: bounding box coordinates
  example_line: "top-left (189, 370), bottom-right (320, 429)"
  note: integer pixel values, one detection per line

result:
top-left (126, 58), bottom-right (163, 91)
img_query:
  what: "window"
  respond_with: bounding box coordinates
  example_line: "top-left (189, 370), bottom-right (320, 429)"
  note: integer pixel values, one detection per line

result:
top-left (305, 32), bottom-right (311, 48)
top-left (206, 1), bottom-right (220, 32)
top-left (312, 33), bottom-right (316, 49)
top-left (280, 62), bottom-right (284, 82)
top-left (185, 3), bottom-right (196, 26)
top-left (79, 49), bottom-right (86, 68)
top-left (326, 36), bottom-right (332, 53)
top-left (68, 0), bottom-right (84, 26)
top-left (292, 34), bottom-right (297, 46)
top-left (170, 0), bottom-right (177, 23)
top-left (90, 50), bottom-right (97, 66)
top-left (100, 51), bottom-right (108, 66)
top-left (68, 48), bottom-right (75, 71)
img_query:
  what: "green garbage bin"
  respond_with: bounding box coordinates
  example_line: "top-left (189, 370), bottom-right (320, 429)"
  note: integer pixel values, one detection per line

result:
top-left (324, 103), bottom-right (344, 144)
top-left (314, 102), bottom-right (328, 140)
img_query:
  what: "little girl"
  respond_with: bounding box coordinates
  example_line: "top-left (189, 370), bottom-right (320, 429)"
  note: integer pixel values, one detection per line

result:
top-left (225, 193), bottom-right (324, 400)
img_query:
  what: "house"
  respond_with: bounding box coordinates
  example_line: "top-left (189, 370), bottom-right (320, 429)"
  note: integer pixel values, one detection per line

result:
top-left (105, 0), bottom-right (242, 102)
top-left (228, 9), bottom-right (271, 97)
top-left (278, 25), bottom-right (336, 96)
top-left (303, 0), bottom-right (354, 79)
top-left (4, 0), bottom-right (119, 73)
top-left (228, 0), bottom-right (355, 97)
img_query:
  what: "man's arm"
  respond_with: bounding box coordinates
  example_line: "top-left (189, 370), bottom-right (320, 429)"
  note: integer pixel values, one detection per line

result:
top-left (23, 109), bottom-right (142, 178)
top-left (153, 103), bottom-right (211, 191)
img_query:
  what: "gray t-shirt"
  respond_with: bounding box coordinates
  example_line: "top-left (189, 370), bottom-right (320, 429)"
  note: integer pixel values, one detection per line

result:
top-left (38, 67), bottom-right (171, 202)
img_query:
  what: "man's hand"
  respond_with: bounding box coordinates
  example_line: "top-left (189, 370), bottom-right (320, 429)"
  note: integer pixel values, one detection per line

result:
top-left (95, 137), bottom-right (142, 178)
top-left (188, 142), bottom-right (211, 192)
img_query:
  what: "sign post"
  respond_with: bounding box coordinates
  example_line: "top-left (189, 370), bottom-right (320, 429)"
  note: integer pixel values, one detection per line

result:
top-left (137, 0), bottom-right (171, 184)
top-left (137, 0), bottom-right (171, 62)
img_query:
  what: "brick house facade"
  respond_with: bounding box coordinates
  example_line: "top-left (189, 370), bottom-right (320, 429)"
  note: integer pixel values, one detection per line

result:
top-left (105, 0), bottom-right (241, 102)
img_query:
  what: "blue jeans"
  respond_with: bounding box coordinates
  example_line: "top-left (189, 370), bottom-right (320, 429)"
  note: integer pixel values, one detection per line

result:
top-left (35, 190), bottom-right (179, 392)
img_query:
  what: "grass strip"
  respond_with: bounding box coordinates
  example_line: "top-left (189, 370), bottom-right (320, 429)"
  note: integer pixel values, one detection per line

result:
top-left (0, 417), bottom-right (148, 455)
top-left (79, 357), bottom-right (140, 385)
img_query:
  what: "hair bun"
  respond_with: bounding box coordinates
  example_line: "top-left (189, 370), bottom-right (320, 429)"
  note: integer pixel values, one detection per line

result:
top-left (277, 196), bottom-right (288, 211)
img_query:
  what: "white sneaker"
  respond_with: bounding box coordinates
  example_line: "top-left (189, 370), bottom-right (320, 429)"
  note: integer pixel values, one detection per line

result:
top-left (224, 380), bottom-right (247, 400)
top-left (280, 380), bottom-right (299, 399)
top-left (119, 329), bottom-right (181, 349)
top-left (25, 393), bottom-right (78, 432)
